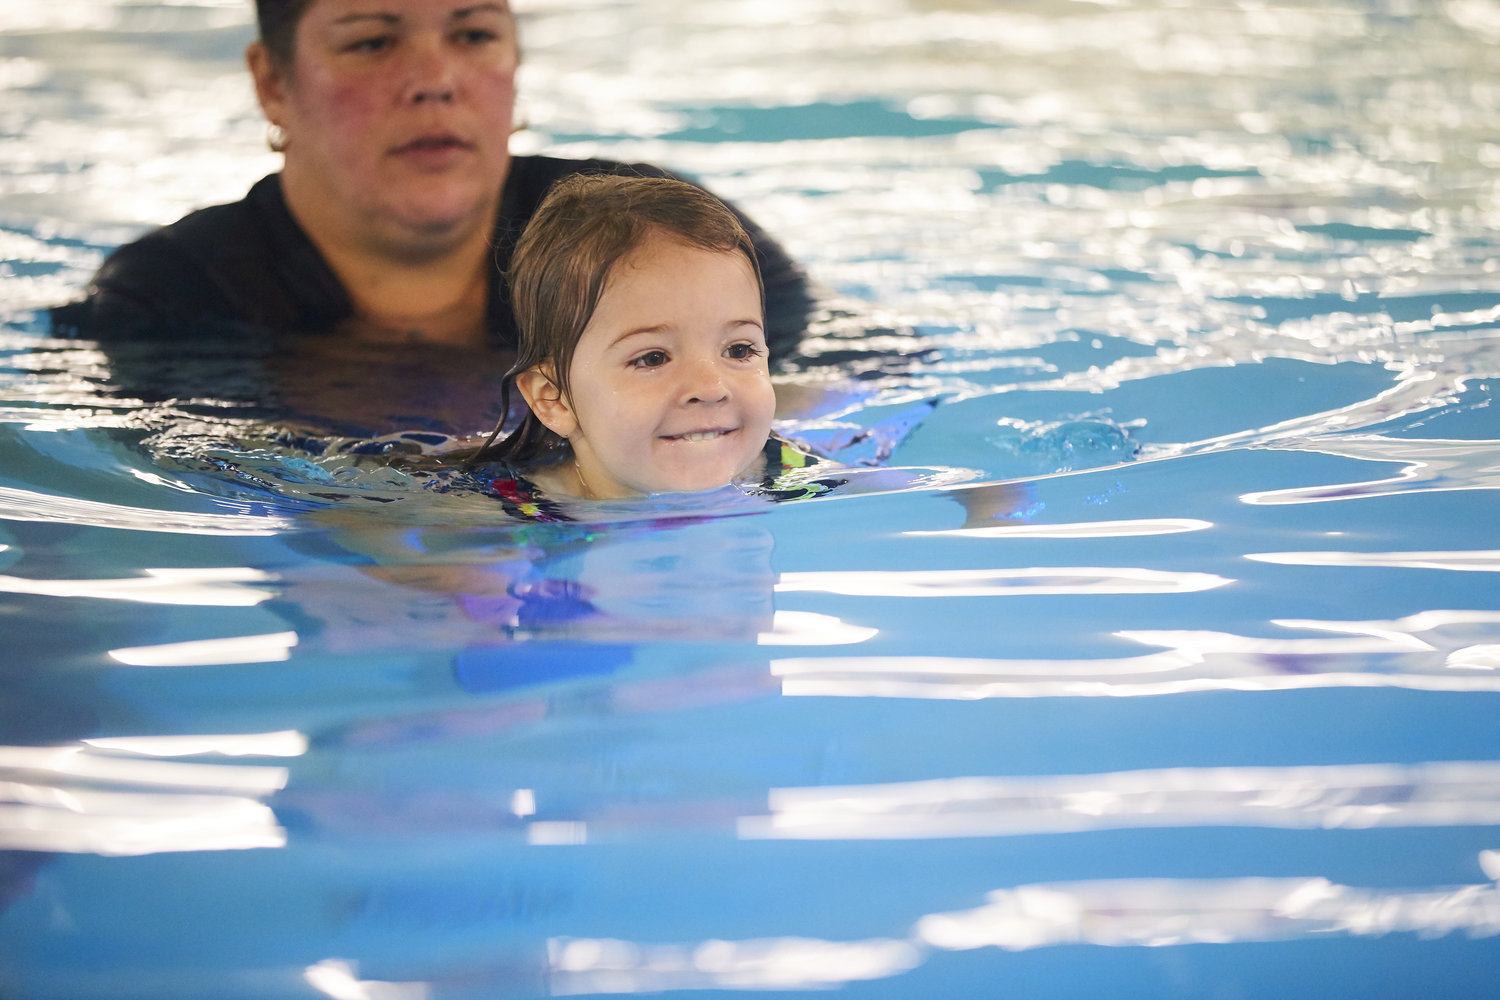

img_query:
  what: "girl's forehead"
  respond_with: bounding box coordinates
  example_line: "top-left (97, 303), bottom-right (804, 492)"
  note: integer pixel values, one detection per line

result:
top-left (611, 233), bottom-right (756, 282)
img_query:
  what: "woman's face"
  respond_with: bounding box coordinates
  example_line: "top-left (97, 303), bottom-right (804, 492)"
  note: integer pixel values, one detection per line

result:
top-left (251, 0), bottom-right (518, 251)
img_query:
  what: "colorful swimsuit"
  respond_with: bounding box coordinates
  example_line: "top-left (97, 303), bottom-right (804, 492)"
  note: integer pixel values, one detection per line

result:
top-left (484, 436), bottom-right (846, 522)
top-left (751, 436), bottom-right (848, 502)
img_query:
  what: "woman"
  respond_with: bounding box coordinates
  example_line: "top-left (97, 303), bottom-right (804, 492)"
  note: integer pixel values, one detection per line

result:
top-left (52, 0), bottom-right (812, 359)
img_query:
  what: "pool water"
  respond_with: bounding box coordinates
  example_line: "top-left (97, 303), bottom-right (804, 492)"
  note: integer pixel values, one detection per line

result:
top-left (3, 1), bottom-right (1500, 997)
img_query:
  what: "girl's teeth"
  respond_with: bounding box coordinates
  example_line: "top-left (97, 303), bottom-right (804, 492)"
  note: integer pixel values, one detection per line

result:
top-left (679, 431), bottom-right (723, 442)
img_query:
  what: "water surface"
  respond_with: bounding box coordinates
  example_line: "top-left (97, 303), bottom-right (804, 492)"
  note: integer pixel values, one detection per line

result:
top-left (2, 1), bottom-right (1499, 997)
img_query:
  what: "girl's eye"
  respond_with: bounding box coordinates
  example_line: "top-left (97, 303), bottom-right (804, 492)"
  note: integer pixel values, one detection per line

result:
top-left (724, 342), bottom-right (763, 360)
top-left (629, 350), bottom-right (670, 369)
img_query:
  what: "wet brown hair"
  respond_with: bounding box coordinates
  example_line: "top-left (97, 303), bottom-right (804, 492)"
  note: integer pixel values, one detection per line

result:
top-left (254, 0), bottom-right (317, 68)
top-left (469, 173), bottom-right (765, 467)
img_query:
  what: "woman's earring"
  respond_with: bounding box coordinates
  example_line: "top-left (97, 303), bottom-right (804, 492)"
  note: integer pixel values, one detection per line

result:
top-left (266, 124), bottom-right (289, 152)
top-left (510, 99), bottom-right (530, 135)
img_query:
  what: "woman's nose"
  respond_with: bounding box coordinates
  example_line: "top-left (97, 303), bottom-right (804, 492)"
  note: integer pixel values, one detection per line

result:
top-left (404, 38), bottom-right (457, 104)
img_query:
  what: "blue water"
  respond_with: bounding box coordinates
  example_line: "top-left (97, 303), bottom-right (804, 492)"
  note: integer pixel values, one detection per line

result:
top-left (3, 1), bottom-right (1500, 997)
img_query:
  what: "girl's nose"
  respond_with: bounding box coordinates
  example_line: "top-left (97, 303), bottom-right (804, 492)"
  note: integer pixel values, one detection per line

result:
top-left (681, 358), bottom-right (729, 405)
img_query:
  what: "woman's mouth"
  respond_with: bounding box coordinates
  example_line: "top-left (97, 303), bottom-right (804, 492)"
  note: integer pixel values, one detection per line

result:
top-left (391, 134), bottom-right (473, 162)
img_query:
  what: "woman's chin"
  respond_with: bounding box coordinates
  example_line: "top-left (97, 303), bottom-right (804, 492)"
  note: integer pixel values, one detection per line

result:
top-left (383, 182), bottom-right (498, 241)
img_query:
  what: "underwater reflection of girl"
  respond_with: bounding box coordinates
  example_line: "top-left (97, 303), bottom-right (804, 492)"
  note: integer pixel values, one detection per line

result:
top-left (274, 537), bottom-right (604, 654)
top-left (280, 510), bottom-right (780, 667)
top-left (451, 574), bottom-right (633, 696)
top-left (505, 577), bottom-right (595, 630)
top-left (452, 518), bottom-right (779, 646)
top-left (329, 520), bottom-right (784, 749)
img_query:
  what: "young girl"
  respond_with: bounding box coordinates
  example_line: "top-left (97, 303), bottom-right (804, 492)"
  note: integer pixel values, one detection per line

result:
top-left (468, 174), bottom-right (839, 519)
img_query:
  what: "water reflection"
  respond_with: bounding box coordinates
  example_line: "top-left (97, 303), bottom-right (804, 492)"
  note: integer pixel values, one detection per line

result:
top-left (82, 731), bottom-right (307, 757)
top-left (739, 761), bottom-right (1500, 841)
top-left (0, 485), bottom-right (288, 534)
top-left (778, 610), bottom-right (1500, 699)
top-left (305, 960), bottom-right (429, 1000)
top-left (0, 740), bottom-right (292, 854)
top-left (5, 0), bottom-right (1500, 993)
top-left (265, 335), bottom-right (514, 439)
top-left (756, 610), bottom-right (878, 646)
top-left (916, 871), bottom-right (1500, 951)
top-left (1123, 610), bottom-right (1500, 668)
top-left (906, 516), bottom-right (1212, 539)
top-left (1240, 435), bottom-right (1500, 504)
top-left (549, 859), bottom-right (1500, 993)
top-left (0, 565), bottom-right (276, 605)
top-left (1247, 549), bottom-right (1500, 571)
top-left (0, 787), bottom-right (283, 855)
top-left (776, 565), bottom-right (1230, 598)
top-left (548, 935), bottom-right (921, 995)
top-left (280, 515), bottom-right (788, 656)
top-left (108, 629), bottom-right (298, 665)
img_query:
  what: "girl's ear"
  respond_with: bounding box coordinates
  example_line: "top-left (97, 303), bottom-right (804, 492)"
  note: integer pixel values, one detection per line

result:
top-left (515, 365), bottom-right (579, 439)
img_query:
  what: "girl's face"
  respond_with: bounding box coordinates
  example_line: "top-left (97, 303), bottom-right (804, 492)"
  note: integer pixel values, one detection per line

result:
top-left (525, 233), bottom-right (776, 498)
top-left (250, 0), bottom-right (518, 248)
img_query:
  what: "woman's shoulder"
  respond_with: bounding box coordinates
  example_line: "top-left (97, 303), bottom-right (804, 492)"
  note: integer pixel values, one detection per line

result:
top-left (99, 174), bottom-right (284, 274)
top-left (54, 174), bottom-right (346, 338)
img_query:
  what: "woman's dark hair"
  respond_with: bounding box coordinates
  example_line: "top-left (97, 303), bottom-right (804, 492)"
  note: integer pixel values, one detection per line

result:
top-left (254, 0), bottom-right (318, 67)
top-left (468, 173), bottom-right (765, 468)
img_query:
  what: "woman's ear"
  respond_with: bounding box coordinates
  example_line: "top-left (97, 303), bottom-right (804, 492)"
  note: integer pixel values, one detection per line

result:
top-left (246, 41), bottom-right (287, 126)
top-left (515, 365), bottom-right (579, 439)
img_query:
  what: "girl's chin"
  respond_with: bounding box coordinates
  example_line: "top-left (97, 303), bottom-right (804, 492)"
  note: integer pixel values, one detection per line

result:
top-left (643, 471), bottom-right (760, 497)
top-left (581, 448), bottom-right (766, 499)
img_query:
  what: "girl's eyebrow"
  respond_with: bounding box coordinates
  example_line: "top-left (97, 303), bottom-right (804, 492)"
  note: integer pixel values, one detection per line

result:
top-left (608, 318), bottom-right (763, 350)
top-left (723, 318), bottom-right (768, 340)
top-left (609, 324), bottom-right (672, 350)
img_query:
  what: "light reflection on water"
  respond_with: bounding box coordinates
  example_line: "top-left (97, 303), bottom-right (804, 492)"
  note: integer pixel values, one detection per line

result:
top-left (2, 0), bottom-right (1500, 997)
top-left (1238, 434), bottom-right (1500, 503)
top-left (0, 740), bottom-right (290, 854)
top-left (776, 610), bottom-right (1500, 699)
top-left (0, 565), bottom-right (278, 604)
top-left (742, 761), bottom-right (1500, 840)
top-left (546, 866), bottom-right (1500, 993)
